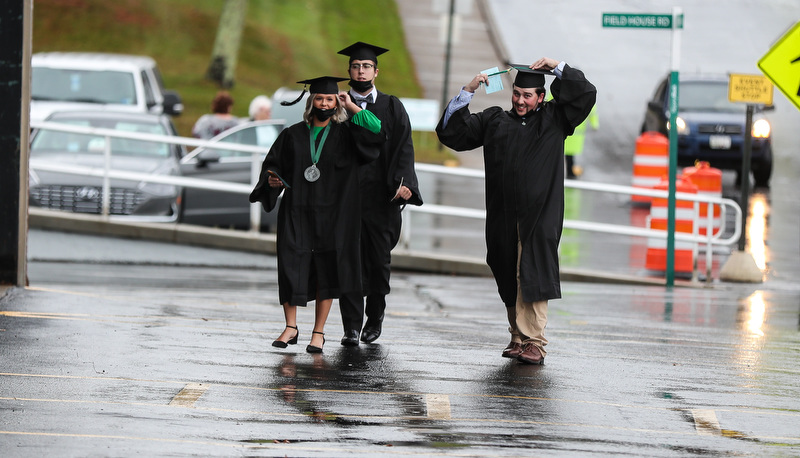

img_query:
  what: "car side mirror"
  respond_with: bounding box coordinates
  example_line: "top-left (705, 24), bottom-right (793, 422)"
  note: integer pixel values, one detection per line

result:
top-left (196, 149), bottom-right (221, 167)
top-left (163, 90), bottom-right (184, 116)
top-left (648, 101), bottom-right (663, 111)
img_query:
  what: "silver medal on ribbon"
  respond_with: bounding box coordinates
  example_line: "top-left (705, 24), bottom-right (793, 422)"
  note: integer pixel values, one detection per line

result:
top-left (304, 164), bottom-right (320, 182)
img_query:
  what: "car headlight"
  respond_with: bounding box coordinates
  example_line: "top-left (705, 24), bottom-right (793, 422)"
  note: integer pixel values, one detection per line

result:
top-left (752, 119), bottom-right (771, 138)
top-left (138, 181), bottom-right (178, 197)
top-left (666, 116), bottom-right (689, 135)
top-left (29, 170), bottom-right (40, 186)
top-left (138, 162), bottom-right (179, 197)
top-left (675, 116), bottom-right (689, 135)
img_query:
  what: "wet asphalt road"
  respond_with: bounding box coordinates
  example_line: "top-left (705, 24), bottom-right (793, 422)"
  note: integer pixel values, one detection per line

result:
top-left (4, 0), bottom-right (800, 455)
top-left (1, 230), bottom-right (798, 456)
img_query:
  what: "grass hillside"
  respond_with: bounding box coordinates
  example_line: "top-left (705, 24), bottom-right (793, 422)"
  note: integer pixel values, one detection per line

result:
top-left (32, 0), bottom-right (453, 163)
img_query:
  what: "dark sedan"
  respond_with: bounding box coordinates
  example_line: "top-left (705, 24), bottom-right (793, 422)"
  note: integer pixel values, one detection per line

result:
top-left (179, 120), bottom-right (284, 231)
top-left (641, 74), bottom-right (774, 187)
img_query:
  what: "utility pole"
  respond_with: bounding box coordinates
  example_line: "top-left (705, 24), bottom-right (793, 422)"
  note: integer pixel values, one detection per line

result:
top-left (438, 0), bottom-right (456, 150)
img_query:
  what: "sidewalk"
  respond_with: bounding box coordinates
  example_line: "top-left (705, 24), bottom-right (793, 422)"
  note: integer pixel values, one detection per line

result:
top-left (396, 0), bottom-right (511, 169)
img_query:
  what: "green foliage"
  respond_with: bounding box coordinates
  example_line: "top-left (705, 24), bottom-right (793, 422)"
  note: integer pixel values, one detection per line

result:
top-left (32, 0), bottom-right (453, 163)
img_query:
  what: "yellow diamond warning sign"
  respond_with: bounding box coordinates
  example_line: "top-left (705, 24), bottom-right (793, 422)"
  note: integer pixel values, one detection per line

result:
top-left (758, 21), bottom-right (800, 111)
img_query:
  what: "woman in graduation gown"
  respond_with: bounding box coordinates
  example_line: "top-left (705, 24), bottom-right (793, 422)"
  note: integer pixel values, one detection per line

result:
top-left (249, 76), bottom-right (383, 353)
top-left (436, 58), bottom-right (596, 364)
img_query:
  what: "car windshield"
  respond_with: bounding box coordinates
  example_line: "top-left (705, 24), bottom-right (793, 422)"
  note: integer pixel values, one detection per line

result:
top-left (31, 68), bottom-right (137, 105)
top-left (31, 120), bottom-right (171, 158)
top-left (680, 81), bottom-right (745, 113)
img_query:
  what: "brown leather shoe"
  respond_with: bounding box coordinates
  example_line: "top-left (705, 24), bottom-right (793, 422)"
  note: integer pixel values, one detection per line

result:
top-left (517, 343), bottom-right (544, 365)
top-left (502, 341), bottom-right (523, 358)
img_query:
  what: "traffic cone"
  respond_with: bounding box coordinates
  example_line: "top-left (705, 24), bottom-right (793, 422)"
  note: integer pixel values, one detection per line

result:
top-left (645, 175), bottom-right (698, 273)
top-left (632, 131), bottom-right (669, 204)
top-left (682, 161), bottom-right (722, 237)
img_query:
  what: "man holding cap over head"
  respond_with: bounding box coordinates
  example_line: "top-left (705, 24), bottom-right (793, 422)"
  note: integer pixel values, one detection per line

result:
top-left (336, 41), bottom-right (423, 346)
top-left (436, 58), bottom-right (596, 364)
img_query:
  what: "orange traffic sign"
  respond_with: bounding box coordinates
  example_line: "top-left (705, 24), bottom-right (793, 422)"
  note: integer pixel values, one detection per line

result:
top-left (758, 21), bottom-right (800, 111)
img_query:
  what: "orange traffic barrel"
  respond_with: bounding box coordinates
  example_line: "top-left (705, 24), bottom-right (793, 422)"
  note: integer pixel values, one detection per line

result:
top-left (682, 161), bottom-right (722, 237)
top-left (632, 132), bottom-right (669, 203)
top-left (645, 175), bottom-right (698, 273)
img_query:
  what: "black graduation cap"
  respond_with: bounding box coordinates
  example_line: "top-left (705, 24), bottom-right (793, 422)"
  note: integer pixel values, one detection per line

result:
top-left (337, 41), bottom-right (389, 65)
top-left (280, 76), bottom-right (348, 106)
top-left (509, 64), bottom-right (553, 88)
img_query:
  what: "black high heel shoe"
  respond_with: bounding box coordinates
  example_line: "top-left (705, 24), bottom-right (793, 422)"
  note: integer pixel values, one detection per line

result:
top-left (306, 331), bottom-right (325, 353)
top-left (272, 325), bottom-right (299, 348)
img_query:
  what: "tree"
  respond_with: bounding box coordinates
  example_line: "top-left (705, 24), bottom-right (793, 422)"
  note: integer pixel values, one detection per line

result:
top-left (205, 0), bottom-right (247, 88)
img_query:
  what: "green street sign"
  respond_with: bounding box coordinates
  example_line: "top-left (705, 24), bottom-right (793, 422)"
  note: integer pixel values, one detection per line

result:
top-left (602, 13), bottom-right (680, 29)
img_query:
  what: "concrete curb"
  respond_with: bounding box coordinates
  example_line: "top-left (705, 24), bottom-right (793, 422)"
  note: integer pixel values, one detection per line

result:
top-left (28, 208), bottom-right (691, 287)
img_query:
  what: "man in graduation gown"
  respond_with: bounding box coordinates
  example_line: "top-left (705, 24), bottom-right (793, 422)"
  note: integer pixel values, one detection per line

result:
top-left (436, 57), bottom-right (596, 364)
top-left (337, 42), bottom-right (424, 346)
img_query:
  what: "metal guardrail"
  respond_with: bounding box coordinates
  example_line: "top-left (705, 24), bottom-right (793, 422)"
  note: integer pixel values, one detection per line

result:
top-left (29, 121), bottom-right (742, 282)
top-left (409, 163), bottom-right (742, 283)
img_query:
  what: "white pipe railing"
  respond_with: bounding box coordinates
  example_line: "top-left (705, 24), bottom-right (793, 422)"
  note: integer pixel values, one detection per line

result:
top-left (409, 163), bottom-right (742, 283)
top-left (30, 120), bottom-right (269, 229)
top-left (29, 122), bottom-right (742, 282)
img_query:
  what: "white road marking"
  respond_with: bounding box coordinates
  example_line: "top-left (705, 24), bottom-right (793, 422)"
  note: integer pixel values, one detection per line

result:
top-left (169, 383), bottom-right (207, 407)
top-left (691, 409), bottom-right (721, 436)
top-left (426, 394), bottom-right (452, 420)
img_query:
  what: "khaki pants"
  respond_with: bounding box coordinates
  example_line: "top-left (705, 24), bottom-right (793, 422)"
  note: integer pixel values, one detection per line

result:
top-left (511, 237), bottom-right (548, 356)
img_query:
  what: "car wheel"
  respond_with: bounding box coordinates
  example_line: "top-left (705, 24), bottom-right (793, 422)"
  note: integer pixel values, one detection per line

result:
top-left (752, 144), bottom-right (772, 188)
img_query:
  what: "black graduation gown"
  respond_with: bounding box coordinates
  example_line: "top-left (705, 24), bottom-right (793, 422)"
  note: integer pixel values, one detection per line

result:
top-left (356, 91), bottom-right (423, 295)
top-left (249, 120), bottom-right (382, 306)
top-left (436, 64), bottom-right (597, 305)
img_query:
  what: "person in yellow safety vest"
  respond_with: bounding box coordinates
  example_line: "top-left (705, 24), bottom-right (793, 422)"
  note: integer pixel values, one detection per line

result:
top-left (564, 104), bottom-right (598, 178)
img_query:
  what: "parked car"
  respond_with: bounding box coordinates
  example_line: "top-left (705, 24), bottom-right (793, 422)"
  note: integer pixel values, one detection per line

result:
top-left (31, 52), bottom-right (183, 124)
top-left (641, 74), bottom-right (773, 187)
top-left (179, 120), bottom-right (285, 231)
top-left (29, 111), bottom-right (185, 222)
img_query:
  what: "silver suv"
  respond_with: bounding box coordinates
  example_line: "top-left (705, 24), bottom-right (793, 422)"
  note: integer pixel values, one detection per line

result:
top-left (31, 52), bottom-right (183, 123)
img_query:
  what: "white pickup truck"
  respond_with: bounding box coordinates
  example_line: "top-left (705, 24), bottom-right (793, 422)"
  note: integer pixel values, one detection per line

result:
top-left (31, 52), bottom-right (183, 123)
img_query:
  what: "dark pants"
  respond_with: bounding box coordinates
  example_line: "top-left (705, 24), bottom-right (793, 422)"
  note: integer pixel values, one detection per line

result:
top-left (565, 155), bottom-right (576, 177)
top-left (339, 293), bottom-right (387, 333)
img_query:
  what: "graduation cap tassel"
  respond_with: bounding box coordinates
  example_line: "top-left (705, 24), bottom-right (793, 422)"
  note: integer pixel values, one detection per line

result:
top-left (281, 89), bottom-right (306, 106)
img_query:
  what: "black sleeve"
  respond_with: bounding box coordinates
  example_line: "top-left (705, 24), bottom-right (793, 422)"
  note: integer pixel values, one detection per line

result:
top-left (385, 96), bottom-right (423, 206)
top-left (436, 104), bottom-right (498, 152)
top-left (550, 64), bottom-right (597, 137)
top-left (249, 129), bottom-right (289, 212)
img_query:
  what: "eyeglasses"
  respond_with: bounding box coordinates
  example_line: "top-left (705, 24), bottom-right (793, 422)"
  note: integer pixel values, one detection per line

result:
top-left (350, 63), bottom-right (375, 70)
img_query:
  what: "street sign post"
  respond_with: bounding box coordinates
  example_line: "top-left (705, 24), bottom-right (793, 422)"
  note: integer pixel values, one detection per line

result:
top-left (603, 8), bottom-right (683, 287)
top-left (758, 21), bottom-right (800, 111)
top-left (728, 74), bottom-right (773, 262)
